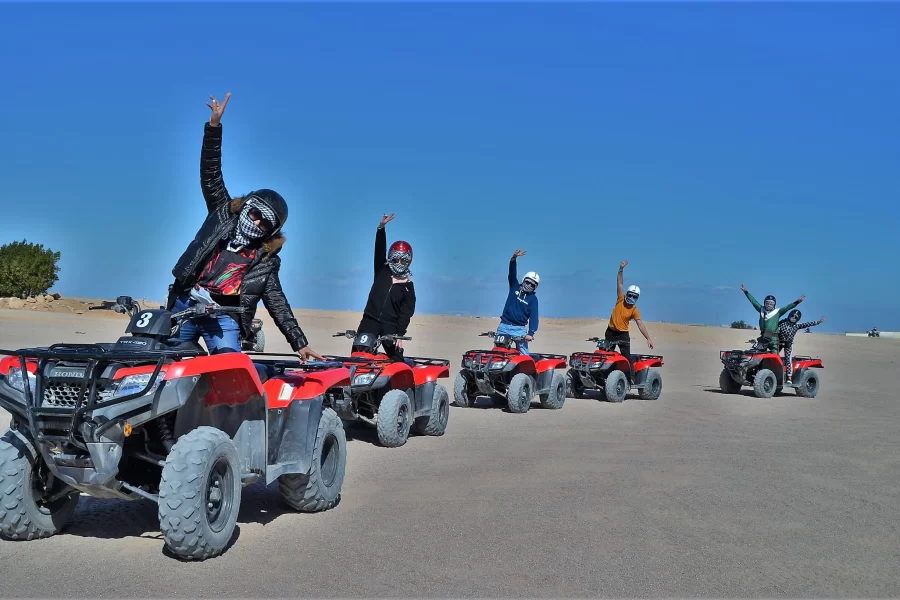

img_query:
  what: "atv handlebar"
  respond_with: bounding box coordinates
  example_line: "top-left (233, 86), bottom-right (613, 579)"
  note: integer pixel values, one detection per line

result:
top-left (332, 330), bottom-right (412, 342)
top-left (479, 330), bottom-right (527, 341)
top-left (89, 297), bottom-right (143, 317)
top-left (171, 303), bottom-right (244, 321)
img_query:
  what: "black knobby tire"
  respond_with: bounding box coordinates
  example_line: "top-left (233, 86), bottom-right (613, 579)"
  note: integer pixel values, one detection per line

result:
top-left (539, 371), bottom-right (566, 410)
top-left (506, 373), bottom-right (533, 413)
top-left (252, 330), bottom-right (266, 352)
top-left (566, 370), bottom-right (584, 399)
top-left (279, 407), bottom-right (346, 512)
top-left (719, 369), bottom-right (742, 394)
top-left (604, 370), bottom-right (628, 403)
top-left (795, 369), bottom-right (820, 398)
top-left (452, 372), bottom-right (476, 408)
top-left (752, 368), bottom-right (777, 398)
top-left (376, 389), bottom-right (412, 447)
top-left (639, 369), bottom-right (663, 400)
top-left (0, 437), bottom-right (79, 541)
top-left (158, 426), bottom-right (241, 561)
top-left (414, 384), bottom-right (450, 436)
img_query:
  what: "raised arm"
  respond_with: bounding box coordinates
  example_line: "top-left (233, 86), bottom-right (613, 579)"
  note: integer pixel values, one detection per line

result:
top-left (510, 249), bottom-right (525, 288)
top-left (201, 93), bottom-right (233, 213)
top-left (375, 213), bottom-right (393, 276)
top-left (617, 260), bottom-right (627, 297)
top-left (740, 283), bottom-right (762, 311)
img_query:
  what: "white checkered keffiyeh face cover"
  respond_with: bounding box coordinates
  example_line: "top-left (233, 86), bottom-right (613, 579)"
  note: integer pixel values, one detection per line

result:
top-left (387, 248), bottom-right (412, 278)
top-left (229, 198), bottom-right (279, 251)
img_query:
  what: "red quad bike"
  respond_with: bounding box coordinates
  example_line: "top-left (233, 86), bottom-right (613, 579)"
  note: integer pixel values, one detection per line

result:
top-left (566, 337), bottom-right (664, 403)
top-left (0, 294), bottom-right (351, 561)
top-left (719, 338), bottom-right (823, 398)
top-left (322, 330), bottom-right (451, 448)
top-left (453, 331), bottom-right (568, 413)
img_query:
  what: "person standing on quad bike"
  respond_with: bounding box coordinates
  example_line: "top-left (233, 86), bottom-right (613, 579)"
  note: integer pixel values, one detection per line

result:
top-left (497, 249), bottom-right (540, 355)
top-left (740, 283), bottom-right (804, 353)
top-left (354, 212), bottom-right (416, 362)
top-left (165, 92), bottom-right (323, 361)
top-left (778, 310), bottom-right (825, 384)
top-left (603, 260), bottom-right (654, 376)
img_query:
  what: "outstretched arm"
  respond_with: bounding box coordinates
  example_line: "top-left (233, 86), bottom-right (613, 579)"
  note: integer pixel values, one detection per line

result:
top-left (375, 213), bottom-right (393, 276)
top-left (740, 283), bottom-right (762, 311)
top-left (617, 260), bottom-right (627, 297)
top-left (635, 318), bottom-right (655, 350)
top-left (510, 249), bottom-right (525, 287)
top-left (798, 316), bottom-right (825, 329)
top-left (778, 295), bottom-right (805, 317)
top-left (201, 93), bottom-right (233, 213)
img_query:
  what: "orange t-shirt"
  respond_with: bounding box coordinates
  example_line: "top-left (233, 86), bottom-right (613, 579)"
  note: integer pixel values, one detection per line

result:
top-left (608, 294), bottom-right (641, 332)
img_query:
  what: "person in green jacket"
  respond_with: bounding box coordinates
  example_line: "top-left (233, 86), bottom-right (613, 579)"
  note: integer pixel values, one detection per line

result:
top-left (740, 283), bottom-right (805, 352)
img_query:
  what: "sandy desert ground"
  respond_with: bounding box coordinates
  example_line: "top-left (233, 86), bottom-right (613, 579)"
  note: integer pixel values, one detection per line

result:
top-left (0, 304), bottom-right (898, 597)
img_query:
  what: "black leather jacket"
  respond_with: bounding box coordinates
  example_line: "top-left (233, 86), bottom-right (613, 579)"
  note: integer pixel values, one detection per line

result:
top-left (166, 123), bottom-right (309, 351)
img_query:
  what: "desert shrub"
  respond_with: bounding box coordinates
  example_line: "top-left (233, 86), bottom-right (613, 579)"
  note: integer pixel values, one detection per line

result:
top-left (730, 320), bottom-right (752, 330)
top-left (0, 239), bottom-right (61, 298)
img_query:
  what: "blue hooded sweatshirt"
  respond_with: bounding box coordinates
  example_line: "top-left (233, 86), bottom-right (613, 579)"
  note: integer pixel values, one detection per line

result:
top-left (500, 259), bottom-right (539, 336)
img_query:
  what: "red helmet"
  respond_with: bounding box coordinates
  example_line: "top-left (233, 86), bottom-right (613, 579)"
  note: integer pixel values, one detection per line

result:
top-left (387, 240), bottom-right (413, 276)
top-left (388, 240), bottom-right (413, 260)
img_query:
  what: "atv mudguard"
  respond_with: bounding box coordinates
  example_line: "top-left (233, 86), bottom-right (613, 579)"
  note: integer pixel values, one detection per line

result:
top-left (633, 354), bottom-right (664, 371)
top-left (533, 355), bottom-right (567, 373)
top-left (379, 361), bottom-right (416, 391)
top-left (791, 356), bottom-right (824, 370)
top-left (505, 354), bottom-right (536, 375)
top-left (261, 366), bottom-right (350, 484)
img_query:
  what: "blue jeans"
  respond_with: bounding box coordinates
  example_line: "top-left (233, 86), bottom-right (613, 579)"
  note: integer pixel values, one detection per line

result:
top-left (172, 293), bottom-right (240, 354)
top-left (498, 322), bottom-right (529, 355)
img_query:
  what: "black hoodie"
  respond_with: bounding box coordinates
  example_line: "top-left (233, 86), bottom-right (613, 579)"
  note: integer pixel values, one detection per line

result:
top-left (360, 226), bottom-right (416, 335)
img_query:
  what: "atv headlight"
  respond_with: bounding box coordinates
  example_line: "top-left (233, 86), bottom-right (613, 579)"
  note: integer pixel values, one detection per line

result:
top-left (6, 367), bottom-right (36, 395)
top-left (489, 360), bottom-right (508, 370)
top-left (113, 372), bottom-right (165, 398)
top-left (353, 373), bottom-right (377, 386)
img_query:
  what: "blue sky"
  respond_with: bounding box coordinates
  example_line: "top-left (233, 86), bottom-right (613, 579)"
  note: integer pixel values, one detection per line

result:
top-left (1, 2), bottom-right (897, 334)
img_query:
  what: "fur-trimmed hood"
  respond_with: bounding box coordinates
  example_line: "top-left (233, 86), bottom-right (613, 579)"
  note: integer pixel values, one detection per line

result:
top-left (229, 197), bottom-right (286, 258)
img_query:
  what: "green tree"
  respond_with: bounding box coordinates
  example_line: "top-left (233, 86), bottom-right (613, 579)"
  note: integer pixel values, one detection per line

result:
top-left (0, 239), bottom-right (62, 298)
top-left (730, 319), bottom-right (752, 330)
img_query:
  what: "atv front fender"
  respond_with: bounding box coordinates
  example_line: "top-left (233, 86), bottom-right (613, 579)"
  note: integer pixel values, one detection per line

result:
top-left (266, 396), bottom-right (325, 485)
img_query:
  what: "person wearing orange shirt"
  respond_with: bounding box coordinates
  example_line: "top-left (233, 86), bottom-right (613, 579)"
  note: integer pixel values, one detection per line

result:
top-left (604, 261), bottom-right (655, 377)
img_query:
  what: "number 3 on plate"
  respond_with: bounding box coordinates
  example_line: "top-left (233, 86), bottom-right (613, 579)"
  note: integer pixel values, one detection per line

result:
top-left (136, 312), bottom-right (152, 328)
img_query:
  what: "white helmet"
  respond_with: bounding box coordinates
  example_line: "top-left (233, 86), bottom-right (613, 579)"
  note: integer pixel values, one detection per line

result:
top-left (522, 271), bottom-right (540, 292)
top-left (625, 284), bottom-right (640, 305)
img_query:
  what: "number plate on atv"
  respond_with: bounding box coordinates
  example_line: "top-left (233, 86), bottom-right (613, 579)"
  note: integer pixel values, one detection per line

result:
top-left (353, 332), bottom-right (377, 349)
top-left (49, 366), bottom-right (86, 379)
top-left (494, 333), bottom-right (509, 346)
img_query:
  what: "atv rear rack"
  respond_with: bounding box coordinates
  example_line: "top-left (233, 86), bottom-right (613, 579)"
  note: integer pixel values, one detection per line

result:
top-left (0, 345), bottom-right (202, 451)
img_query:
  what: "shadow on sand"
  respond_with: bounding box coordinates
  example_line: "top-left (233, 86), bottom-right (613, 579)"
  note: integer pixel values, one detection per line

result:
top-left (61, 476), bottom-right (334, 547)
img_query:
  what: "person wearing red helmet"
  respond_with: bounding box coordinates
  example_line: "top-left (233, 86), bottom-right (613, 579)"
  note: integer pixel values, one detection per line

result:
top-left (353, 213), bottom-right (417, 361)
